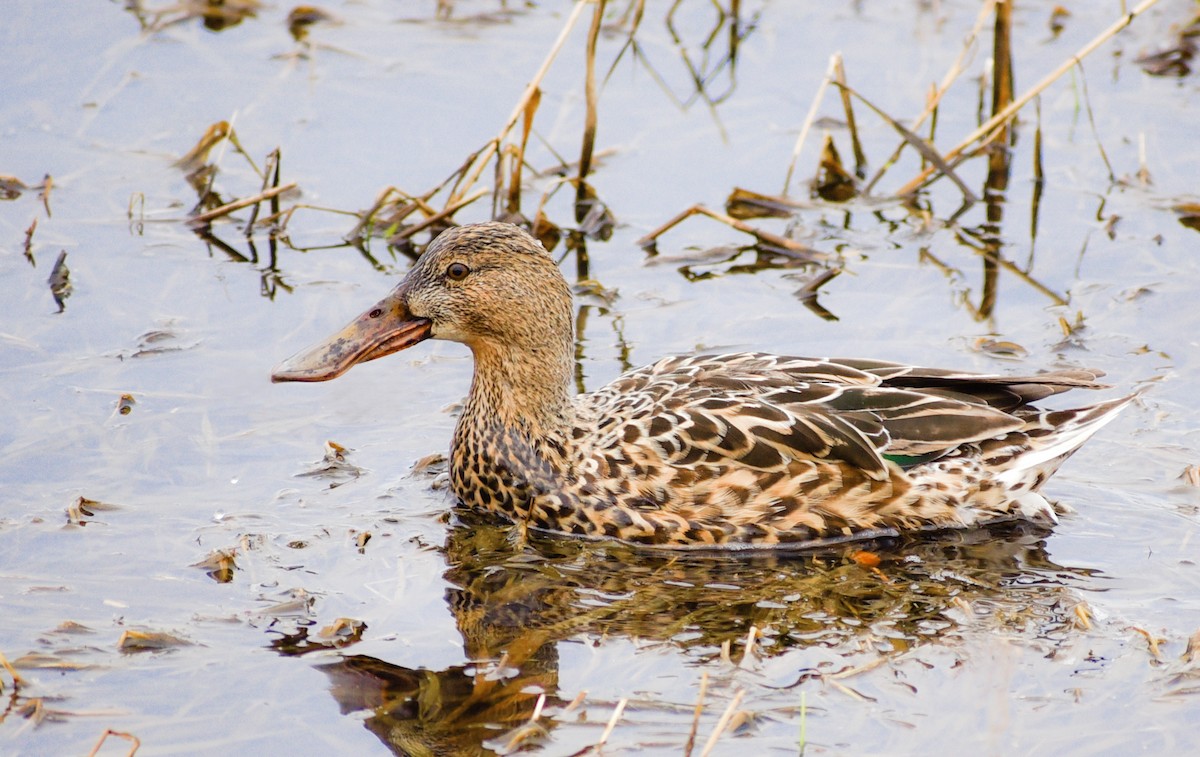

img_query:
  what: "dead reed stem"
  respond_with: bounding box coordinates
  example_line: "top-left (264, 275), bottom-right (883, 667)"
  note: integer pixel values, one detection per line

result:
top-left (782, 54), bottom-right (839, 195)
top-left (503, 92), bottom-right (540, 216)
top-left (833, 81), bottom-right (979, 203)
top-left (577, 0), bottom-right (605, 216)
top-left (637, 204), bottom-right (827, 258)
top-left (22, 218), bottom-right (37, 264)
top-left (683, 671), bottom-right (709, 757)
top-left (1074, 63), bottom-right (1116, 181)
top-left (245, 148), bottom-right (281, 235)
top-left (597, 697), bottom-right (627, 747)
top-left (86, 729), bottom-right (140, 757)
top-left (188, 182), bottom-right (297, 225)
top-left (39, 173), bottom-right (53, 217)
top-left (393, 187), bottom-right (490, 242)
top-left (896, 0), bottom-right (1163, 197)
top-left (449, 0), bottom-right (591, 206)
top-left (972, 244), bottom-right (1067, 306)
top-left (832, 58), bottom-right (866, 177)
top-left (0, 650), bottom-right (27, 686)
top-left (698, 688), bottom-right (746, 757)
top-left (863, 0), bottom-right (996, 194)
top-left (739, 625), bottom-right (759, 667)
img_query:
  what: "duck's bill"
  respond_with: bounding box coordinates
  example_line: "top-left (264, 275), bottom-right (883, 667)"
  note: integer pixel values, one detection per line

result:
top-left (271, 292), bottom-right (432, 383)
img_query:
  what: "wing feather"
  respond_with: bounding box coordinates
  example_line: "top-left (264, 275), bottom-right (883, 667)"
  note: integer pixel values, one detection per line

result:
top-left (578, 352), bottom-right (1105, 479)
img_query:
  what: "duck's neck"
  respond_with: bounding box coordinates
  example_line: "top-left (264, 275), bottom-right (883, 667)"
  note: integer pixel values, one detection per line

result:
top-left (450, 337), bottom-right (576, 520)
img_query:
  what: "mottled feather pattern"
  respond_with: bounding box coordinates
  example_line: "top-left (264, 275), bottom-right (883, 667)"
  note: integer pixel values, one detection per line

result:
top-left (274, 223), bottom-right (1133, 550)
top-left (450, 348), bottom-right (1128, 549)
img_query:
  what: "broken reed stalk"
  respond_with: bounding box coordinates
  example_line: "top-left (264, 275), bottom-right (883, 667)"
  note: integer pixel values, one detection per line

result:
top-left (895, 0), bottom-right (1163, 197)
top-left (448, 0), bottom-right (591, 207)
top-left (863, 0), bottom-right (996, 194)
top-left (40, 173), bottom-right (53, 217)
top-left (596, 697), bottom-right (627, 749)
top-left (974, 0), bottom-right (1013, 321)
top-left (188, 182), bottom-right (298, 225)
top-left (86, 729), bottom-right (141, 757)
top-left (1074, 63), bottom-right (1116, 181)
top-left (349, 177), bottom-right (452, 242)
top-left (782, 54), bottom-right (839, 195)
top-left (976, 245), bottom-right (1067, 305)
top-left (925, 83), bottom-right (939, 169)
top-left (603, 0), bottom-right (646, 82)
top-left (698, 688), bottom-right (746, 757)
top-left (832, 58), bottom-right (866, 177)
top-left (258, 203), bottom-right (359, 236)
top-left (637, 204), bottom-right (827, 258)
top-left (832, 81), bottom-right (978, 203)
top-left (0, 650), bottom-right (28, 686)
top-left (991, 0), bottom-right (1014, 142)
top-left (503, 91), bottom-right (541, 217)
top-left (576, 0), bottom-right (604, 217)
top-left (245, 148), bottom-right (281, 235)
top-left (682, 671), bottom-right (709, 757)
top-left (739, 625), bottom-right (759, 667)
top-left (393, 187), bottom-right (489, 242)
top-left (1029, 96), bottom-right (1044, 256)
top-left (198, 113), bottom-right (261, 203)
top-left (22, 218), bottom-right (37, 264)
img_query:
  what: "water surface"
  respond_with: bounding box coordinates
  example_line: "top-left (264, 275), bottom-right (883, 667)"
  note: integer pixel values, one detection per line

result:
top-left (3, 1), bottom-right (1199, 754)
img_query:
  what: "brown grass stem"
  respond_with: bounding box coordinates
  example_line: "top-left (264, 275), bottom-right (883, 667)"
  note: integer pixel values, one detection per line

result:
top-left (983, 248), bottom-right (1066, 306)
top-left (827, 655), bottom-right (890, 680)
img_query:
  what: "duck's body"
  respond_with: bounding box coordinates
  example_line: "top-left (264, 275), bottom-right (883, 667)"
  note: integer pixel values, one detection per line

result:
top-left (273, 223), bottom-right (1131, 550)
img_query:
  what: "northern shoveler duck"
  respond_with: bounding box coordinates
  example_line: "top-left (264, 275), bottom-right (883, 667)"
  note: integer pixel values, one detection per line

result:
top-left (272, 222), bottom-right (1132, 550)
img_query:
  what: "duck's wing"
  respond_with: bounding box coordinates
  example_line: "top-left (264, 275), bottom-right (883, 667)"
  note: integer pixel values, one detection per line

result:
top-left (580, 352), bottom-right (1107, 476)
top-left (827, 356), bottom-right (1107, 409)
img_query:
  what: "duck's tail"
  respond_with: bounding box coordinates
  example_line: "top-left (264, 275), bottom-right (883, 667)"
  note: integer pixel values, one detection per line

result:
top-left (988, 394), bottom-right (1137, 522)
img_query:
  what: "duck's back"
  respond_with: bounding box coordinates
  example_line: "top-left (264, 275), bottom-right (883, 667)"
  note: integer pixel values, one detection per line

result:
top-left (555, 352), bottom-right (1122, 549)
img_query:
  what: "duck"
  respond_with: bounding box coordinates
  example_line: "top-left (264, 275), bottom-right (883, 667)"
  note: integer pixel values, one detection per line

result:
top-left (272, 222), bottom-right (1132, 550)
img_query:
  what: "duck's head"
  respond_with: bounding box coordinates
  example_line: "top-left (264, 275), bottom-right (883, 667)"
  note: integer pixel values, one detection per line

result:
top-left (272, 222), bottom-right (573, 383)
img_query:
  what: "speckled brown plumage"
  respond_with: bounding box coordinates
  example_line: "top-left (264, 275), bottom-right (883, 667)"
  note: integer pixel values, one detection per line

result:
top-left (273, 222), bottom-right (1133, 550)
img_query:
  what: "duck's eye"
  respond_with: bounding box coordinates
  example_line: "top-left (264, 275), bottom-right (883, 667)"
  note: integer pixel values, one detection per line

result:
top-left (446, 262), bottom-right (471, 281)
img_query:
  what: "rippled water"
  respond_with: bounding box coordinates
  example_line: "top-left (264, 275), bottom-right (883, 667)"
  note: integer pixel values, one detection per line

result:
top-left (3, 1), bottom-right (1199, 754)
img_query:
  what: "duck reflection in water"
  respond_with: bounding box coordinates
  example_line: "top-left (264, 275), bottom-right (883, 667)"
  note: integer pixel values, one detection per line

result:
top-left (271, 519), bottom-right (1097, 756)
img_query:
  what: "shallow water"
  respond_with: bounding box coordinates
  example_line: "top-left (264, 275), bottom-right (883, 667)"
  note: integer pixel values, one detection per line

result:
top-left (3, 0), bottom-right (1200, 754)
